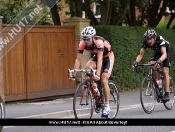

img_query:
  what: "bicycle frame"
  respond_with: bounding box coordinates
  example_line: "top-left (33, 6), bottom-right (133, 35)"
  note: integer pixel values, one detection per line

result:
top-left (136, 63), bottom-right (164, 99)
top-left (68, 68), bottom-right (101, 104)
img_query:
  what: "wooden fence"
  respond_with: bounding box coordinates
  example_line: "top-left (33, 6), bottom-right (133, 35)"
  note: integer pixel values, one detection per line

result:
top-left (2, 25), bottom-right (76, 102)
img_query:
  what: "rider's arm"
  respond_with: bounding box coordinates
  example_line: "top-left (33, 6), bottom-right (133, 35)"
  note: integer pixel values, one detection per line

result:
top-left (72, 53), bottom-right (83, 77)
top-left (159, 47), bottom-right (167, 62)
top-left (95, 40), bottom-right (104, 76)
top-left (135, 48), bottom-right (145, 63)
top-left (72, 41), bottom-right (85, 77)
top-left (96, 51), bottom-right (103, 76)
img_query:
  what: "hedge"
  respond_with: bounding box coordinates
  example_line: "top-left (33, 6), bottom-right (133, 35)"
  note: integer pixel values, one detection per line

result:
top-left (95, 26), bottom-right (175, 91)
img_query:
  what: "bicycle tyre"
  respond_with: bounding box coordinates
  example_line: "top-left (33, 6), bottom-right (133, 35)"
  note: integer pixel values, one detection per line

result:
top-left (163, 77), bottom-right (175, 110)
top-left (0, 96), bottom-right (5, 131)
top-left (73, 81), bottom-right (94, 119)
top-left (140, 77), bottom-right (156, 114)
top-left (107, 80), bottom-right (120, 119)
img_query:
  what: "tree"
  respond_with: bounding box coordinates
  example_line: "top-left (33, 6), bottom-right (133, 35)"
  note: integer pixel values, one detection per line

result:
top-left (166, 0), bottom-right (175, 29)
top-left (147, 0), bottom-right (168, 27)
top-left (42, 0), bottom-right (61, 25)
top-left (0, 0), bottom-right (27, 24)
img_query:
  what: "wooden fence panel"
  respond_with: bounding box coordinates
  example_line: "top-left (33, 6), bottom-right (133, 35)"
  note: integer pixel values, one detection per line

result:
top-left (2, 25), bottom-right (76, 102)
top-left (2, 25), bottom-right (26, 101)
top-left (25, 26), bottom-right (76, 99)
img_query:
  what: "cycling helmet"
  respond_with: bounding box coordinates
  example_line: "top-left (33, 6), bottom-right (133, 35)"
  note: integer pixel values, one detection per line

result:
top-left (81, 26), bottom-right (96, 37)
top-left (144, 29), bottom-right (157, 39)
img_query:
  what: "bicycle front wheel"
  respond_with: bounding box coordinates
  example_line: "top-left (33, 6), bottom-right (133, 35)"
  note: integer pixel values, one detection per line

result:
top-left (140, 77), bottom-right (156, 114)
top-left (0, 96), bottom-right (5, 131)
top-left (163, 77), bottom-right (175, 110)
top-left (73, 81), bottom-right (94, 119)
top-left (107, 80), bottom-right (120, 119)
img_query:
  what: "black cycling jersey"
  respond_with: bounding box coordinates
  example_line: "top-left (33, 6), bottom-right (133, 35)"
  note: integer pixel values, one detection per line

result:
top-left (141, 36), bottom-right (172, 68)
top-left (142, 36), bottom-right (170, 52)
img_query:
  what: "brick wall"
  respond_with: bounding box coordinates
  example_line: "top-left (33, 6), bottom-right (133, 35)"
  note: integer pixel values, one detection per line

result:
top-left (63, 17), bottom-right (91, 83)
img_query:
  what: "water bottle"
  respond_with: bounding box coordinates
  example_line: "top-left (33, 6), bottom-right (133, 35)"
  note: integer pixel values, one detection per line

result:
top-left (155, 78), bottom-right (159, 87)
top-left (158, 78), bottom-right (162, 88)
top-left (155, 78), bottom-right (162, 88)
top-left (92, 83), bottom-right (100, 96)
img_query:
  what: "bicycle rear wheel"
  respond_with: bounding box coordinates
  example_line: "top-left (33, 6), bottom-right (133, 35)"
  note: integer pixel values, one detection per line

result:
top-left (140, 77), bottom-right (156, 114)
top-left (163, 77), bottom-right (175, 110)
top-left (73, 81), bottom-right (94, 119)
top-left (107, 80), bottom-right (120, 119)
top-left (0, 96), bottom-right (5, 131)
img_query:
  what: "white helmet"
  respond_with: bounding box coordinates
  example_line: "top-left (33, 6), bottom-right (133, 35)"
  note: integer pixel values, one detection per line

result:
top-left (144, 29), bottom-right (157, 39)
top-left (81, 26), bottom-right (96, 37)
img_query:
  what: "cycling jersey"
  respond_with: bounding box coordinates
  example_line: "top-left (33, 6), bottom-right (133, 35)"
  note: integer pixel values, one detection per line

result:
top-left (142, 36), bottom-right (172, 68)
top-left (78, 36), bottom-right (112, 58)
top-left (142, 36), bottom-right (170, 52)
top-left (78, 35), bottom-right (114, 75)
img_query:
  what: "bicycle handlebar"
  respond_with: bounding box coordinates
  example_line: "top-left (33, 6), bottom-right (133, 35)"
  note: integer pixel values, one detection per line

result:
top-left (68, 68), bottom-right (97, 78)
top-left (134, 63), bottom-right (162, 73)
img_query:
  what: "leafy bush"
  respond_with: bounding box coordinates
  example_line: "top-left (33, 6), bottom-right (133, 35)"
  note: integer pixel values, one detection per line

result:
top-left (95, 26), bottom-right (175, 91)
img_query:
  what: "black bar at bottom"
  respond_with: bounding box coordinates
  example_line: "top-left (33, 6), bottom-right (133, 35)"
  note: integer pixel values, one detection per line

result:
top-left (0, 119), bottom-right (174, 126)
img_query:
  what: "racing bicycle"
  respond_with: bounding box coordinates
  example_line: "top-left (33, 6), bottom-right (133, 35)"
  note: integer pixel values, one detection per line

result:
top-left (68, 68), bottom-right (120, 119)
top-left (135, 62), bottom-right (175, 114)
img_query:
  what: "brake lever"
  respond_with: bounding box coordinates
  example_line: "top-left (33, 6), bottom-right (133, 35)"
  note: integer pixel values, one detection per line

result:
top-left (67, 68), bottom-right (73, 78)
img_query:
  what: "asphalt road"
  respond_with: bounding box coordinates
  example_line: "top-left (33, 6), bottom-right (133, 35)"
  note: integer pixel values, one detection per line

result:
top-left (2, 89), bottom-right (175, 132)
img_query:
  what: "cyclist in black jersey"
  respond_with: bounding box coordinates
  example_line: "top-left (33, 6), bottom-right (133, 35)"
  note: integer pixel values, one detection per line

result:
top-left (132, 29), bottom-right (172, 101)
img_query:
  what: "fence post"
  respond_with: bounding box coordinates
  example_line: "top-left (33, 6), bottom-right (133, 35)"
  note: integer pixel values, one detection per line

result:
top-left (0, 16), bottom-right (4, 101)
top-left (63, 17), bottom-right (91, 83)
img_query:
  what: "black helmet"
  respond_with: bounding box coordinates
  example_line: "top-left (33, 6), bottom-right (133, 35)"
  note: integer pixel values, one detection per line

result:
top-left (144, 29), bottom-right (157, 39)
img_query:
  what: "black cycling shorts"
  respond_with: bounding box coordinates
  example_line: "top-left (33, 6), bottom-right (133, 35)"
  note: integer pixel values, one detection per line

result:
top-left (150, 49), bottom-right (172, 68)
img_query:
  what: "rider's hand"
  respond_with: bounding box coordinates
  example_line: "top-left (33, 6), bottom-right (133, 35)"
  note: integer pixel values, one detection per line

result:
top-left (155, 59), bottom-right (162, 68)
top-left (94, 74), bottom-right (100, 81)
top-left (132, 61), bottom-right (138, 69)
top-left (69, 76), bottom-right (75, 81)
top-left (155, 59), bottom-right (162, 64)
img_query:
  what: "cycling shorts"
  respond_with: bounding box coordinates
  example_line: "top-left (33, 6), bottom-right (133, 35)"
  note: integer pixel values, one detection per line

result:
top-left (90, 52), bottom-right (114, 74)
top-left (150, 49), bottom-right (172, 68)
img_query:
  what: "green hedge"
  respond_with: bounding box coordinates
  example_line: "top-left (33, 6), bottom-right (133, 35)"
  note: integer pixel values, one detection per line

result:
top-left (95, 26), bottom-right (175, 91)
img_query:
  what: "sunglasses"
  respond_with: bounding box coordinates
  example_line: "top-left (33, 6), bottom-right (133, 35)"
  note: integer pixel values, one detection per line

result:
top-left (82, 37), bottom-right (91, 42)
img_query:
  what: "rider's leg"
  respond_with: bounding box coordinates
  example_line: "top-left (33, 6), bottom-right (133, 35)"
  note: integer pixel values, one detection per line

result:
top-left (162, 67), bottom-right (170, 92)
top-left (161, 49), bottom-right (172, 101)
top-left (162, 67), bottom-right (170, 101)
top-left (101, 73), bottom-right (110, 103)
top-left (150, 60), bottom-right (158, 79)
top-left (101, 52), bottom-right (114, 117)
top-left (85, 58), bottom-right (96, 69)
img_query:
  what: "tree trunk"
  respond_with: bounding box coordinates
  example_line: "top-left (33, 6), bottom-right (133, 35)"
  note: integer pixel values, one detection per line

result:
top-left (130, 0), bottom-right (136, 26)
top-left (69, 0), bottom-right (75, 17)
top-left (50, 4), bottom-right (61, 25)
top-left (148, 0), bottom-right (168, 27)
top-left (100, 0), bottom-right (112, 25)
top-left (75, 0), bottom-right (83, 17)
top-left (166, 13), bottom-right (175, 29)
top-left (140, 8), bottom-right (145, 26)
top-left (84, 0), bottom-right (99, 25)
top-left (126, 13), bottom-right (131, 26)
top-left (110, 3), bottom-right (117, 25)
top-left (115, 0), bottom-right (130, 25)
top-left (152, 0), bottom-right (168, 27)
top-left (148, 0), bottom-right (161, 27)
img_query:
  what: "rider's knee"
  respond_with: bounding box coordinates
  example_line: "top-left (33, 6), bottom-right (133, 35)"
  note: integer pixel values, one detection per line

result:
top-left (101, 73), bottom-right (110, 84)
top-left (85, 60), bottom-right (96, 69)
top-left (162, 68), bottom-right (169, 76)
